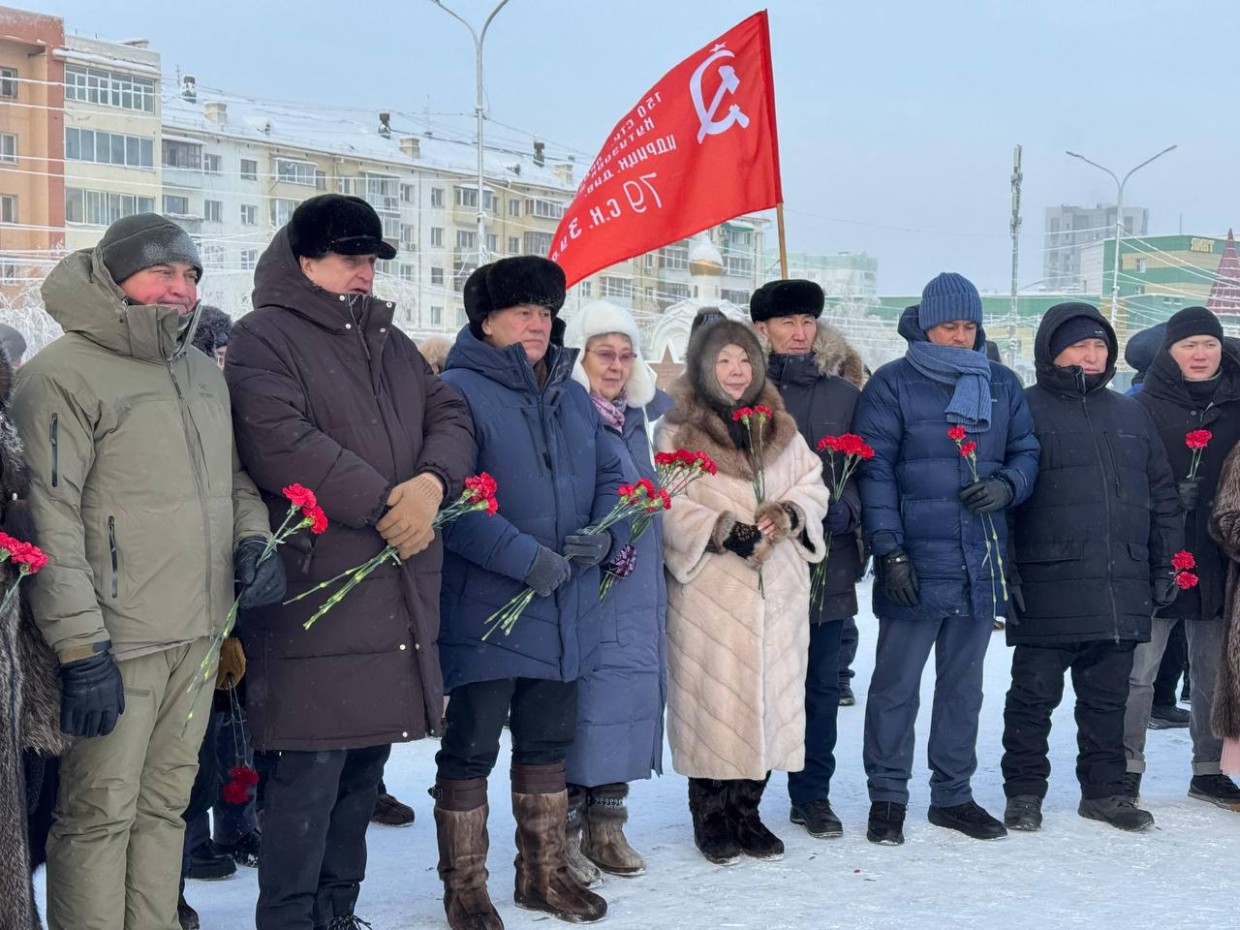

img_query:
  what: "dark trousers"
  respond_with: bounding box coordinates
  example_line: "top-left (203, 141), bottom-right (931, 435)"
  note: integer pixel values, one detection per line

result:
top-left (436, 677), bottom-right (578, 781)
top-left (1001, 640), bottom-right (1135, 801)
top-left (838, 617), bottom-right (858, 685)
top-left (181, 710), bottom-right (222, 881)
top-left (1153, 619), bottom-right (1188, 709)
top-left (254, 744), bottom-right (390, 930)
top-left (863, 612), bottom-right (993, 807)
top-left (787, 620), bottom-right (843, 806)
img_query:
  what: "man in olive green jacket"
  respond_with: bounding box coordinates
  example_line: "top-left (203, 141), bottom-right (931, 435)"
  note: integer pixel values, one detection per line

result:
top-left (11, 214), bottom-right (282, 930)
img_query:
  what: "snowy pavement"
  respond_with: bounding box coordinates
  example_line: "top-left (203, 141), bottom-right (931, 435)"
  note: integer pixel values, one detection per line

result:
top-left (47, 579), bottom-right (1240, 929)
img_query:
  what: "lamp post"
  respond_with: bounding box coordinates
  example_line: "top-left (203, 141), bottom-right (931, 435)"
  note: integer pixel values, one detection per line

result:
top-left (1065, 144), bottom-right (1177, 330)
top-left (431, 0), bottom-right (511, 266)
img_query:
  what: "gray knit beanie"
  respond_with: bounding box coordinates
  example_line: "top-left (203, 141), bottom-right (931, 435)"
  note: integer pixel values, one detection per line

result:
top-left (99, 214), bottom-right (203, 284)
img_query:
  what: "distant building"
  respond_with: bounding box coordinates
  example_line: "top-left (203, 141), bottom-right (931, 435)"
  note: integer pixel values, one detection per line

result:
top-left (1043, 203), bottom-right (1148, 292)
top-left (761, 250), bottom-right (878, 304)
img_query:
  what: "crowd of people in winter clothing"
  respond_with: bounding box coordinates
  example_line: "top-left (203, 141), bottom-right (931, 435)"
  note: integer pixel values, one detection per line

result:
top-left (2, 195), bottom-right (1240, 930)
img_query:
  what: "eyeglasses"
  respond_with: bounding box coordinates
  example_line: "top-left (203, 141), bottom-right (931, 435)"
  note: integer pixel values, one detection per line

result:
top-left (589, 348), bottom-right (637, 366)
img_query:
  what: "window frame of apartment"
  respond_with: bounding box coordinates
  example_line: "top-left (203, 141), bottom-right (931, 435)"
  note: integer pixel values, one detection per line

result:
top-left (399, 223), bottom-right (417, 250)
top-left (162, 194), bottom-right (191, 216)
top-left (240, 204), bottom-right (258, 226)
top-left (400, 183), bottom-right (416, 204)
top-left (63, 64), bottom-right (156, 112)
top-left (430, 227), bottom-right (445, 248)
top-left (0, 194), bottom-right (17, 225)
top-left (0, 67), bottom-right (17, 100)
top-left (203, 153), bottom-right (222, 175)
top-left (430, 187), bottom-right (445, 209)
top-left (240, 158), bottom-right (259, 181)
top-left (725, 255), bottom-right (753, 278)
top-left (456, 230), bottom-right (477, 251)
top-left (240, 249), bottom-right (258, 271)
top-left (64, 188), bottom-right (155, 226)
top-left (398, 263), bottom-right (415, 282)
top-left (523, 232), bottom-right (553, 255)
top-left (162, 139), bottom-right (203, 171)
top-left (364, 173), bottom-right (401, 214)
top-left (526, 198), bottom-right (565, 220)
top-left (430, 266), bottom-right (445, 286)
top-left (508, 199), bottom-right (521, 218)
top-left (430, 306), bottom-right (444, 327)
top-left (599, 275), bottom-right (634, 299)
top-left (507, 236), bottom-right (520, 255)
top-left (203, 200), bottom-right (223, 223)
top-left (65, 128), bottom-right (154, 169)
top-left (276, 158), bottom-right (317, 187)
top-left (660, 242), bottom-right (689, 271)
top-left (0, 133), bottom-right (15, 164)
top-left (272, 198), bottom-right (300, 228)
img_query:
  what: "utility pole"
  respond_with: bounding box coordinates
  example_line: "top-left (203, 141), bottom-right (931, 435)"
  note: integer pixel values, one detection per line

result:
top-left (1008, 145), bottom-right (1022, 368)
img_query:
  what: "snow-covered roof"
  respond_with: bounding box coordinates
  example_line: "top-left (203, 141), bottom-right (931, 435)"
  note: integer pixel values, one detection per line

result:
top-left (688, 234), bottom-right (723, 269)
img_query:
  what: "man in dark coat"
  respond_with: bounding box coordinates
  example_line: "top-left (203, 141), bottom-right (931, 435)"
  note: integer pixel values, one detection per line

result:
top-left (225, 194), bottom-right (475, 930)
top-left (433, 256), bottom-right (627, 929)
top-left (1125, 305), bottom-right (1240, 810)
top-left (751, 278), bottom-right (864, 840)
top-left (1002, 303), bottom-right (1181, 833)
top-left (854, 272), bottom-right (1039, 845)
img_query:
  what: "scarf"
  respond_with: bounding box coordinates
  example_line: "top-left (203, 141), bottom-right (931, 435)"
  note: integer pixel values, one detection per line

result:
top-left (590, 390), bottom-right (627, 432)
top-left (899, 305), bottom-right (993, 432)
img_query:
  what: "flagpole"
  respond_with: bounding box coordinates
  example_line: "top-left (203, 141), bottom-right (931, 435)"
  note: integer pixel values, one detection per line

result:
top-left (776, 203), bottom-right (788, 277)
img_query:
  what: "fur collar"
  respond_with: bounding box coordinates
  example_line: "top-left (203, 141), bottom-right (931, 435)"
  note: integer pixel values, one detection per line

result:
top-left (663, 378), bottom-right (799, 481)
top-left (756, 320), bottom-right (866, 389)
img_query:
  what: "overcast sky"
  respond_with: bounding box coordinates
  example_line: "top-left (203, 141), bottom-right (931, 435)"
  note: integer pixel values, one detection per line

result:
top-left (33, 0), bottom-right (1239, 293)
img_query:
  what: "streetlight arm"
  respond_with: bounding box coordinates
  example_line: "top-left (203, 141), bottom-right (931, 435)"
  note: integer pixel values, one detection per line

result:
top-left (430, 0), bottom-right (480, 43)
top-left (479, 0), bottom-right (512, 41)
top-left (1121, 144), bottom-right (1178, 187)
top-left (1065, 151), bottom-right (1120, 187)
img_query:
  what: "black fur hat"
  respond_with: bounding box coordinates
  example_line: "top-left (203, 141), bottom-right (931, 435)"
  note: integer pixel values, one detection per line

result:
top-left (191, 305), bottom-right (233, 355)
top-left (288, 194), bottom-right (396, 260)
top-left (685, 318), bottom-right (766, 408)
top-left (464, 256), bottom-right (566, 338)
top-left (749, 279), bottom-right (824, 323)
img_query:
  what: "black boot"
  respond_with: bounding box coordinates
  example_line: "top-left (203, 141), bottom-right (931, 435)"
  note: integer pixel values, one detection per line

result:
top-left (1003, 796), bottom-right (1043, 832)
top-left (866, 802), bottom-right (906, 845)
top-left (927, 800), bottom-right (1007, 840)
top-left (728, 775), bottom-right (784, 860)
top-left (1122, 772), bottom-right (1142, 801)
top-left (687, 778), bottom-right (741, 866)
top-left (1079, 796), bottom-right (1155, 831)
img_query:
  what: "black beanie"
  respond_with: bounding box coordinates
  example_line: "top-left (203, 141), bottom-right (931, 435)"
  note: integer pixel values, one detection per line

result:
top-left (99, 213), bottom-right (202, 284)
top-left (749, 279), bottom-right (824, 323)
top-left (1164, 306), bottom-right (1223, 346)
top-left (463, 256), bottom-right (566, 338)
top-left (1050, 315), bottom-right (1108, 360)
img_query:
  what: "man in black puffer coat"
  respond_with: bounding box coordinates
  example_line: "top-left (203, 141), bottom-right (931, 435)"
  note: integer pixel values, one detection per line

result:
top-left (1002, 302), bottom-right (1181, 832)
top-left (751, 279), bottom-right (865, 840)
top-left (1126, 305), bottom-right (1240, 809)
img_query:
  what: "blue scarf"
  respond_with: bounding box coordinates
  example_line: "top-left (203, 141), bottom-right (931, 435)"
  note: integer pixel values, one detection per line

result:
top-left (899, 305), bottom-right (993, 432)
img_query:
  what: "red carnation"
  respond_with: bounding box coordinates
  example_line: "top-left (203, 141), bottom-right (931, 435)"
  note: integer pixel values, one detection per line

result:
top-left (1172, 550), bottom-right (1196, 571)
top-left (12, 544), bottom-right (47, 574)
top-left (282, 483), bottom-right (317, 509)
top-left (222, 781), bottom-right (250, 805)
top-left (659, 488), bottom-right (672, 510)
top-left (229, 764), bottom-right (260, 787)
top-left (818, 436), bottom-right (842, 453)
top-left (654, 451), bottom-right (676, 467)
top-left (948, 426), bottom-right (967, 441)
top-left (1175, 571), bottom-right (1199, 590)
top-left (304, 506), bottom-right (328, 535)
top-left (959, 441), bottom-right (977, 458)
top-left (732, 407), bottom-right (754, 423)
top-left (753, 404), bottom-right (773, 418)
top-left (697, 453), bottom-right (718, 475)
top-left (1186, 430), bottom-right (1213, 450)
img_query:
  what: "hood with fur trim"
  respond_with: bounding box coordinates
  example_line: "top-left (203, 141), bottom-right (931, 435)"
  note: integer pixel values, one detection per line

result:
top-left (683, 318), bottom-right (766, 409)
top-left (563, 301), bottom-right (657, 407)
top-left (758, 320), bottom-right (866, 389)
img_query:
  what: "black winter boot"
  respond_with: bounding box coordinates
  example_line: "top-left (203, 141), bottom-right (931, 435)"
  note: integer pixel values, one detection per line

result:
top-left (687, 778), bottom-right (741, 865)
top-left (727, 775), bottom-right (784, 860)
top-left (431, 777), bottom-right (503, 930)
top-left (1078, 796), bottom-right (1155, 831)
top-left (1003, 795), bottom-right (1043, 832)
top-left (927, 801), bottom-right (1007, 840)
top-left (866, 802), bottom-right (906, 845)
top-left (1121, 772), bottom-right (1142, 801)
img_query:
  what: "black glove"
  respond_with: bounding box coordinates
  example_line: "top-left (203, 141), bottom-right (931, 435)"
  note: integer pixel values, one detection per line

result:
top-left (235, 537), bottom-right (287, 609)
top-left (59, 649), bottom-right (125, 738)
top-left (959, 477), bottom-right (1014, 514)
top-left (721, 521), bottom-right (763, 559)
top-left (881, 549), bottom-right (920, 608)
top-left (1007, 563), bottom-right (1026, 617)
top-left (563, 530), bottom-right (612, 567)
top-left (525, 545), bottom-right (572, 596)
top-left (825, 498), bottom-right (852, 536)
top-left (1153, 575), bottom-right (1179, 609)
top-left (1177, 479), bottom-right (1201, 513)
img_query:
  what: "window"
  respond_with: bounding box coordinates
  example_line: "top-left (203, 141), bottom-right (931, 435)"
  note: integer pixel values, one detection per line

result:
top-left (430, 306), bottom-right (444, 327)
top-left (202, 244), bottom-right (224, 267)
top-left (725, 256), bottom-right (753, 278)
top-left (203, 153), bottom-right (222, 174)
top-left (203, 200), bottom-right (223, 223)
top-left (380, 215), bottom-right (400, 239)
top-left (162, 140), bottom-right (202, 170)
top-left (660, 243), bottom-right (689, 270)
top-left (1, 262), bottom-right (22, 282)
top-left (0, 195), bottom-right (16, 224)
top-left (661, 282), bottom-right (691, 304)
top-left (240, 159), bottom-right (258, 181)
top-left (580, 281), bottom-right (592, 297)
top-left (272, 198), bottom-right (300, 227)
top-left (241, 249), bottom-right (257, 270)
top-left (240, 204), bottom-right (258, 226)
top-left (430, 188), bottom-right (444, 209)
top-left (1136, 258), bottom-right (1148, 274)
top-left (455, 187), bottom-right (478, 208)
top-left (430, 227), bottom-right (444, 248)
top-left (401, 183), bottom-right (416, 203)
top-left (508, 199), bottom-right (521, 217)
top-left (398, 264), bottom-right (415, 282)
top-left (0, 134), bottom-right (14, 163)
top-left (400, 223), bottom-right (416, 248)
top-left (456, 307), bottom-right (467, 327)
top-left (726, 228), bottom-right (753, 248)
top-left (65, 128), bottom-right (153, 168)
top-left (526, 198), bottom-right (565, 219)
top-left (430, 267), bottom-right (444, 286)
top-left (721, 288), bottom-right (750, 305)
top-left (600, 276), bottom-right (633, 299)
top-left (63, 65), bottom-right (155, 112)
top-left (276, 159), bottom-right (317, 186)
top-left (456, 230), bottom-right (476, 251)
top-left (0, 67), bottom-right (16, 100)
top-left (64, 188), bottom-right (155, 225)
top-left (523, 232), bottom-right (553, 255)
top-left (486, 234), bottom-right (497, 254)
top-left (364, 173), bottom-right (400, 213)
top-left (507, 236), bottom-right (520, 254)
top-left (315, 170), bottom-right (327, 191)
top-left (162, 194), bottom-right (190, 215)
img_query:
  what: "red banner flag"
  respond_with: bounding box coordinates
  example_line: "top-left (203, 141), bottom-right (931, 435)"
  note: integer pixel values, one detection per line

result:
top-left (549, 11), bottom-right (782, 287)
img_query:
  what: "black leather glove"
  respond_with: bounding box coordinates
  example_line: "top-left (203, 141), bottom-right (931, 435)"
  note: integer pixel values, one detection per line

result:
top-left (1153, 575), bottom-right (1179, 609)
top-left (525, 545), bottom-right (572, 596)
top-left (1007, 562), bottom-right (1025, 617)
top-left (959, 477), bottom-right (1014, 514)
top-left (721, 522), bottom-right (763, 559)
top-left (235, 537), bottom-right (288, 609)
top-left (59, 649), bottom-right (125, 738)
top-left (563, 530), bottom-right (612, 567)
top-left (881, 548), bottom-right (920, 608)
top-left (825, 498), bottom-right (852, 536)
top-left (1177, 479), bottom-right (1201, 513)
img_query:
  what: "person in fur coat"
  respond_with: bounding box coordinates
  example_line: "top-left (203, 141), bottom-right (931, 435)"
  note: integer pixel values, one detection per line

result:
top-left (0, 347), bottom-right (72, 930)
top-left (656, 318), bottom-right (829, 866)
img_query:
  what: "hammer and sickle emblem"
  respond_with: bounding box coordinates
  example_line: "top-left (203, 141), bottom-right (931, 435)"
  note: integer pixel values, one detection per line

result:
top-left (690, 44), bottom-right (751, 144)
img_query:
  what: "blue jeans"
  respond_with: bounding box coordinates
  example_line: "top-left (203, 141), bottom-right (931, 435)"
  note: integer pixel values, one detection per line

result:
top-left (787, 620), bottom-right (843, 806)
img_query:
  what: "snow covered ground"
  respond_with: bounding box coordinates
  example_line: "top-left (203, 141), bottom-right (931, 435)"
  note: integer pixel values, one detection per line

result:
top-left (43, 578), bottom-right (1240, 929)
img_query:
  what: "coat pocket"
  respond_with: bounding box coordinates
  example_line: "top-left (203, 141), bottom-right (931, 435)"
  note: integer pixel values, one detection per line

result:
top-left (1015, 540), bottom-right (1084, 564)
top-left (50, 413), bottom-right (59, 489)
top-left (107, 515), bottom-right (119, 599)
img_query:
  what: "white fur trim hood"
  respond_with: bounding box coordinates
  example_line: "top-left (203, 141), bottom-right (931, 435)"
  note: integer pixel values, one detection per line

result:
top-left (563, 300), bottom-right (657, 408)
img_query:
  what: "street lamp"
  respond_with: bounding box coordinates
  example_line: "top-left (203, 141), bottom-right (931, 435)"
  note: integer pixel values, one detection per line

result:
top-left (431, 0), bottom-right (512, 266)
top-left (1065, 144), bottom-right (1177, 329)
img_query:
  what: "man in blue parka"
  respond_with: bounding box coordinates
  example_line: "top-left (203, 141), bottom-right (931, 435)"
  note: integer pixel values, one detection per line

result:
top-left (432, 256), bottom-right (627, 930)
top-left (854, 272), bottom-right (1040, 846)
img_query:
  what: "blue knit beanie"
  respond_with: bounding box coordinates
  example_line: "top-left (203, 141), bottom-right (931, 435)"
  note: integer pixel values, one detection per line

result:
top-left (917, 272), bottom-right (983, 332)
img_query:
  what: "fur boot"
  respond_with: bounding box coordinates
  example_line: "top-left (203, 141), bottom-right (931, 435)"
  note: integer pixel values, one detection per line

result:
top-left (728, 775), bottom-right (784, 860)
top-left (431, 777), bottom-right (503, 930)
top-left (511, 763), bottom-right (606, 923)
top-left (687, 778), bottom-right (741, 866)
top-left (582, 783), bottom-right (644, 877)
top-left (565, 784), bottom-right (602, 888)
